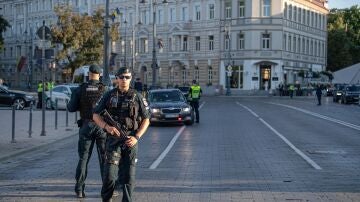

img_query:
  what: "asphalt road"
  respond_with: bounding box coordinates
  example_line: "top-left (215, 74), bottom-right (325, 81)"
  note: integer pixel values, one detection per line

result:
top-left (0, 96), bottom-right (359, 202)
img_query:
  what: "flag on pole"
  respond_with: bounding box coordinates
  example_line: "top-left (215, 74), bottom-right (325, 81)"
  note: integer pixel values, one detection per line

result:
top-left (17, 56), bottom-right (27, 72)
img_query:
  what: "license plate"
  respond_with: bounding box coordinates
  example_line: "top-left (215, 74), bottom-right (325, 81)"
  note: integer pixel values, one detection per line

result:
top-left (165, 114), bottom-right (178, 118)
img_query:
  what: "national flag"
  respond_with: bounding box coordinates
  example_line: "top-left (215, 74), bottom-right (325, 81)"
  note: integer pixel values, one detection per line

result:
top-left (17, 56), bottom-right (27, 72)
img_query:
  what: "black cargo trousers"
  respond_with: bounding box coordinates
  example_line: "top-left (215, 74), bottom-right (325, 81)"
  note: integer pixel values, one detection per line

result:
top-left (101, 136), bottom-right (137, 202)
top-left (75, 121), bottom-right (106, 194)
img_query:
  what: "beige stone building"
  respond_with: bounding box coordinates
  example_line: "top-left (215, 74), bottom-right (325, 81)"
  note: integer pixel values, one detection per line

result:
top-left (0, 0), bottom-right (328, 92)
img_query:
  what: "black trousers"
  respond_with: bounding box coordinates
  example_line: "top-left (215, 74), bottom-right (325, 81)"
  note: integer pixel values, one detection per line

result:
top-left (75, 122), bottom-right (106, 194)
top-left (101, 136), bottom-right (138, 202)
top-left (190, 100), bottom-right (200, 122)
top-left (37, 92), bottom-right (42, 108)
top-left (317, 95), bottom-right (321, 105)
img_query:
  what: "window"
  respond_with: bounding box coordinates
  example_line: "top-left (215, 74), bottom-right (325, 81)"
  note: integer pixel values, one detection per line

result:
top-left (140, 38), bottom-right (148, 53)
top-left (297, 38), bottom-right (300, 53)
top-left (289, 5), bottom-right (292, 20)
top-left (230, 65), bottom-right (244, 89)
top-left (209, 35), bottom-right (214, 50)
top-left (283, 34), bottom-right (287, 50)
top-left (121, 39), bottom-right (125, 53)
top-left (141, 10), bottom-right (148, 24)
top-left (284, 3), bottom-right (287, 18)
top-left (306, 39), bottom-right (309, 54)
top-left (225, 33), bottom-right (230, 50)
top-left (238, 0), bottom-right (245, 17)
top-left (194, 66), bottom-right (199, 81)
top-left (195, 36), bottom-right (201, 51)
top-left (168, 38), bottom-right (173, 51)
top-left (209, 4), bottom-right (215, 19)
top-left (238, 33), bottom-right (244, 50)
top-left (307, 10), bottom-right (310, 25)
top-left (183, 36), bottom-right (188, 51)
top-left (170, 8), bottom-right (176, 22)
top-left (263, 0), bottom-right (271, 17)
top-left (208, 66), bottom-right (213, 84)
top-left (225, 0), bottom-right (232, 18)
top-left (262, 33), bottom-right (270, 49)
top-left (293, 36), bottom-right (297, 52)
top-left (288, 35), bottom-right (291, 51)
top-left (302, 9), bottom-right (306, 24)
top-left (298, 7), bottom-right (301, 22)
top-left (182, 68), bottom-right (187, 84)
top-left (294, 6), bottom-right (297, 22)
top-left (302, 38), bottom-right (305, 54)
top-left (182, 7), bottom-right (188, 21)
top-left (311, 12), bottom-right (314, 27)
top-left (158, 9), bottom-right (163, 24)
top-left (310, 40), bottom-right (313, 55)
top-left (195, 5), bottom-right (201, 21)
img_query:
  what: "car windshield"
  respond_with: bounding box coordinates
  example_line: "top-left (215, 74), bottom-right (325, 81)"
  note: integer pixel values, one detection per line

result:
top-left (149, 91), bottom-right (185, 102)
top-left (347, 86), bottom-right (360, 91)
top-left (178, 87), bottom-right (190, 93)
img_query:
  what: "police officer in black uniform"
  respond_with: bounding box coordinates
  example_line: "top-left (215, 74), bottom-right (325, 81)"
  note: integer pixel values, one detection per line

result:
top-left (93, 67), bottom-right (150, 202)
top-left (67, 64), bottom-right (107, 198)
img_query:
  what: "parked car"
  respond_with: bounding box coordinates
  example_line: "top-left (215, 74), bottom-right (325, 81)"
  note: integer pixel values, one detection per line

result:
top-left (340, 85), bottom-right (360, 104)
top-left (333, 84), bottom-right (347, 102)
top-left (45, 84), bottom-right (79, 109)
top-left (0, 86), bottom-right (35, 110)
top-left (147, 89), bottom-right (194, 125)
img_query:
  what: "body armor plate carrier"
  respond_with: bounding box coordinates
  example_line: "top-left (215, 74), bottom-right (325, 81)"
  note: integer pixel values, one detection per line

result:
top-left (79, 82), bottom-right (105, 120)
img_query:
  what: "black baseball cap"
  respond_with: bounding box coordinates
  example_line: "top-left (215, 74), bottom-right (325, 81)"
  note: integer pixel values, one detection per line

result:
top-left (89, 64), bottom-right (101, 74)
top-left (116, 67), bottom-right (132, 76)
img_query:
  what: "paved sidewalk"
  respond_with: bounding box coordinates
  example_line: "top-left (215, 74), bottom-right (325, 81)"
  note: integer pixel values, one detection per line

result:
top-left (0, 108), bottom-right (79, 161)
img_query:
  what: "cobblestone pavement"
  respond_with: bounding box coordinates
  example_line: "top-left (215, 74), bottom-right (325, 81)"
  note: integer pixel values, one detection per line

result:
top-left (0, 96), bottom-right (359, 202)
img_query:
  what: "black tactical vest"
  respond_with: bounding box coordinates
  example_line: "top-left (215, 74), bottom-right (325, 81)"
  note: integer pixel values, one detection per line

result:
top-left (79, 82), bottom-right (105, 120)
top-left (107, 89), bottom-right (141, 131)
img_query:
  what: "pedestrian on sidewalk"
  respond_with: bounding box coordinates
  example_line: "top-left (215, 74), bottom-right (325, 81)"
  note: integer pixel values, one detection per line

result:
top-left (37, 81), bottom-right (43, 109)
top-left (67, 64), bottom-right (107, 198)
top-left (93, 67), bottom-right (150, 202)
top-left (289, 84), bottom-right (295, 99)
top-left (316, 84), bottom-right (322, 105)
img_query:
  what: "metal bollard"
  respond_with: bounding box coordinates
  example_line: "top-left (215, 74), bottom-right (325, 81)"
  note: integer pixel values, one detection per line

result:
top-left (11, 105), bottom-right (16, 143)
top-left (65, 99), bottom-right (69, 127)
top-left (55, 98), bottom-right (58, 130)
top-left (28, 103), bottom-right (33, 138)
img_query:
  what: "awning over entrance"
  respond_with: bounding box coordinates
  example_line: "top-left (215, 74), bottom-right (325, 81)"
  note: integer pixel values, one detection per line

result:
top-left (254, 61), bottom-right (278, 66)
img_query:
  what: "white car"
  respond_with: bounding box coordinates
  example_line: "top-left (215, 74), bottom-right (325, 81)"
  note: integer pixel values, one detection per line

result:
top-left (45, 84), bottom-right (79, 110)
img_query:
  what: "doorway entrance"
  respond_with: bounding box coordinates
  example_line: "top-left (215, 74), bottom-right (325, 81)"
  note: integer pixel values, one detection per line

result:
top-left (260, 65), bottom-right (271, 90)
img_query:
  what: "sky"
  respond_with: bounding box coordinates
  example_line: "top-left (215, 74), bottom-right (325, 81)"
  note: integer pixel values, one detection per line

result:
top-left (328, 0), bottom-right (359, 9)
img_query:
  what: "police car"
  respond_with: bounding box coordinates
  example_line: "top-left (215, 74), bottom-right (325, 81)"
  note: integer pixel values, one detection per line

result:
top-left (147, 89), bottom-right (194, 125)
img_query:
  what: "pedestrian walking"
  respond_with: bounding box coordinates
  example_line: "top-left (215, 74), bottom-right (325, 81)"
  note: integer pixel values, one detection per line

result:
top-left (93, 67), bottom-right (150, 202)
top-left (67, 64), bottom-right (107, 198)
top-left (289, 84), bottom-right (295, 99)
top-left (189, 79), bottom-right (202, 123)
top-left (316, 84), bottom-right (322, 105)
top-left (37, 81), bottom-right (43, 109)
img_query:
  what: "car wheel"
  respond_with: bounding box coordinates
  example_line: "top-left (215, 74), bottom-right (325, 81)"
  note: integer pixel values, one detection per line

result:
top-left (46, 98), bottom-right (53, 109)
top-left (13, 98), bottom-right (25, 110)
top-left (185, 111), bottom-right (195, 126)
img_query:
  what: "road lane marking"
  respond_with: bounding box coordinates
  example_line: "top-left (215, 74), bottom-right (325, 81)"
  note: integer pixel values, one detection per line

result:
top-left (149, 126), bottom-right (186, 169)
top-left (267, 102), bottom-right (360, 131)
top-left (236, 102), bottom-right (322, 170)
top-left (149, 101), bottom-right (205, 169)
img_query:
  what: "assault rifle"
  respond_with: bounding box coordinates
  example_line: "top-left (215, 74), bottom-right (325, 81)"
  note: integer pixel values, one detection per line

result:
top-left (100, 109), bottom-right (129, 141)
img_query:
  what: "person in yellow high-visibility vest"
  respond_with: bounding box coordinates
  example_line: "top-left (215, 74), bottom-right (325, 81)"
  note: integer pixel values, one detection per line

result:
top-left (189, 80), bottom-right (202, 123)
top-left (37, 81), bottom-right (43, 109)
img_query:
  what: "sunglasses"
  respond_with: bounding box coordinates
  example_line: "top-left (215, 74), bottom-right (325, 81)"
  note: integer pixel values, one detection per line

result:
top-left (116, 75), bottom-right (132, 80)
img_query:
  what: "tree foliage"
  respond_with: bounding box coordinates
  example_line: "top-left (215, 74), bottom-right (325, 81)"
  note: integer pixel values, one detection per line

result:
top-left (51, 5), bottom-right (119, 74)
top-left (0, 15), bottom-right (10, 51)
top-left (327, 6), bottom-right (360, 72)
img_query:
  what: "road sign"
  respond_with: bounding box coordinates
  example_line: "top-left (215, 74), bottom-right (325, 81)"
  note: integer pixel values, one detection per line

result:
top-left (36, 26), bottom-right (52, 40)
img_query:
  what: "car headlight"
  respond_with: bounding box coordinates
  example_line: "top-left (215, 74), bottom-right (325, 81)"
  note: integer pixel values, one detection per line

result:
top-left (183, 107), bottom-right (191, 112)
top-left (151, 108), bottom-right (160, 113)
top-left (336, 92), bottom-right (342, 96)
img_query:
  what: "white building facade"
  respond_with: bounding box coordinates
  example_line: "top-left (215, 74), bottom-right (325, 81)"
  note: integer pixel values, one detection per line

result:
top-left (0, 0), bottom-right (328, 91)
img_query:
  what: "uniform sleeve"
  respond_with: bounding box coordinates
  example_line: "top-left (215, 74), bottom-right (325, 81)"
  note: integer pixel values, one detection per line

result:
top-left (67, 86), bottom-right (81, 112)
top-left (137, 93), bottom-right (151, 119)
top-left (93, 90), bottom-right (111, 114)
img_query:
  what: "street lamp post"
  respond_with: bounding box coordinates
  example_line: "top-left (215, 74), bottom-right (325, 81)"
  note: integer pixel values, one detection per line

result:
top-left (140, 0), bottom-right (168, 87)
top-left (24, 28), bottom-right (34, 91)
top-left (103, 0), bottom-right (111, 86)
top-left (225, 23), bottom-right (232, 96)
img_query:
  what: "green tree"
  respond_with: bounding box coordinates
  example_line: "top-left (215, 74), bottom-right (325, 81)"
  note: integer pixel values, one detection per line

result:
top-left (327, 6), bottom-right (360, 71)
top-left (0, 15), bottom-right (10, 51)
top-left (51, 5), bottom-right (119, 74)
